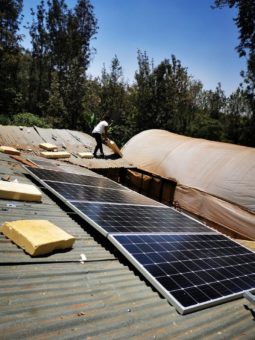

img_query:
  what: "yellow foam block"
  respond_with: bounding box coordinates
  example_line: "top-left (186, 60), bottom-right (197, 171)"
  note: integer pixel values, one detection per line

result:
top-left (40, 151), bottom-right (71, 159)
top-left (78, 152), bottom-right (93, 159)
top-left (0, 180), bottom-right (42, 202)
top-left (1, 220), bottom-right (75, 256)
top-left (106, 139), bottom-right (123, 157)
top-left (0, 146), bottom-right (20, 155)
top-left (39, 143), bottom-right (58, 151)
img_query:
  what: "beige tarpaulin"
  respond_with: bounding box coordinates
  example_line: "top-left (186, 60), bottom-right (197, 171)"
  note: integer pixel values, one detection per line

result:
top-left (122, 130), bottom-right (255, 239)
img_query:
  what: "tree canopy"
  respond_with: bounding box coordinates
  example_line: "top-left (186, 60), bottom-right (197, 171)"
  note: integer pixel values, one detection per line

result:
top-left (214, 0), bottom-right (255, 145)
top-left (0, 0), bottom-right (254, 147)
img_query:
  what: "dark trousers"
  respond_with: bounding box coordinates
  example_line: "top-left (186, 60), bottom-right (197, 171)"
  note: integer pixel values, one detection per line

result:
top-left (92, 133), bottom-right (103, 155)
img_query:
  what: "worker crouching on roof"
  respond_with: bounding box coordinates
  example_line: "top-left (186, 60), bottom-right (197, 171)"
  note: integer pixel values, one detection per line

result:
top-left (92, 115), bottom-right (110, 158)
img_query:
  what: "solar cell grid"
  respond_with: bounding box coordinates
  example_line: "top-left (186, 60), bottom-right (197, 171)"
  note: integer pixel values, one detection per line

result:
top-left (26, 166), bottom-right (126, 190)
top-left (110, 233), bottom-right (255, 314)
top-left (28, 159), bottom-right (55, 166)
top-left (44, 181), bottom-right (163, 206)
top-left (27, 159), bottom-right (61, 171)
top-left (25, 165), bottom-right (255, 314)
top-left (71, 202), bottom-right (211, 233)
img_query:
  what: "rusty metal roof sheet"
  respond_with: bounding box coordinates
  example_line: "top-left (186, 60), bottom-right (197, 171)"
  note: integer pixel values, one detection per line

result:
top-left (0, 125), bottom-right (133, 169)
top-left (34, 127), bottom-right (82, 147)
top-left (1, 153), bottom-right (255, 339)
top-left (0, 125), bottom-right (44, 146)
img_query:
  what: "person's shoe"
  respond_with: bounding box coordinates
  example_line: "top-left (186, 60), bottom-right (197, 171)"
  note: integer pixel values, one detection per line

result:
top-left (93, 153), bottom-right (97, 158)
top-left (99, 153), bottom-right (105, 159)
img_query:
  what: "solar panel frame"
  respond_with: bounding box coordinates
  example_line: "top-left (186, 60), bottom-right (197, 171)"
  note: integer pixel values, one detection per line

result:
top-left (41, 180), bottom-right (164, 206)
top-left (24, 166), bottom-right (110, 236)
top-left (109, 233), bottom-right (255, 314)
top-left (25, 165), bottom-right (215, 237)
top-left (25, 166), bottom-right (164, 206)
top-left (25, 166), bottom-right (128, 191)
top-left (71, 201), bottom-right (213, 234)
top-left (27, 158), bottom-right (61, 171)
top-left (25, 165), bottom-right (255, 315)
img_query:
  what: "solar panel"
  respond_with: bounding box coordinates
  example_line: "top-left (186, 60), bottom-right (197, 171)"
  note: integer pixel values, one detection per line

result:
top-left (27, 158), bottom-right (61, 171)
top-left (25, 165), bottom-right (255, 314)
top-left (71, 202), bottom-right (212, 234)
top-left (109, 233), bottom-right (255, 314)
top-left (42, 181), bottom-right (162, 206)
top-left (26, 166), bottom-right (127, 190)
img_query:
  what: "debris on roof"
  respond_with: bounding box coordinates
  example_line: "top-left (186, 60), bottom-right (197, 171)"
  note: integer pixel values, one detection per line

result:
top-left (0, 180), bottom-right (42, 202)
top-left (0, 145), bottom-right (20, 155)
top-left (1, 219), bottom-right (75, 256)
top-left (39, 142), bottom-right (58, 151)
top-left (78, 151), bottom-right (93, 159)
top-left (40, 150), bottom-right (71, 159)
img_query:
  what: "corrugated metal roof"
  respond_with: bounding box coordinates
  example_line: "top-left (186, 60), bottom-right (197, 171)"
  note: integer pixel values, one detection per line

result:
top-left (0, 125), bottom-right (44, 147)
top-left (0, 125), bottom-right (133, 169)
top-left (1, 153), bottom-right (255, 339)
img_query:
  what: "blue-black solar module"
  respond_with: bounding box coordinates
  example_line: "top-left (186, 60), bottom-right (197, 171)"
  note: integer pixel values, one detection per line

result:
top-left (72, 202), bottom-right (211, 233)
top-left (111, 233), bottom-right (255, 314)
top-left (25, 165), bottom-right (255, 314)
top-left (27, 158), bottom-right (60, 170)
top-left (26, 166), bottom-right (127, 190)
top-left (44, 180), bottom-right (162, 206)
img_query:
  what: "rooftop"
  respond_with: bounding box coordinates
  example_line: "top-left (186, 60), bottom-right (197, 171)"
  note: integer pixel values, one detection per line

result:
top-left (1, 151), bottom-right (255, 339)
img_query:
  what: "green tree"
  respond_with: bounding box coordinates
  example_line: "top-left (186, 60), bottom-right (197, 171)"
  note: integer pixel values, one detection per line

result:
top-left (222, 88), bottom-right (247, 144)
top-left (81, 76), bottom-right (101, 132)
top-left (28, 0), bottom-right (97, 128)
top-left (213, 0), bottom-right (255, 146)
top-left (18, 50), bottom-right (33, 112)
top-left (46, 72), bottom-right (67, 126)
top-left (12, 112), bottom-right (51, 127)
top-left (134, 52), bottom-right (204, 136)
top-left (189, 84), bottom-right (225, 141)
top-left (153, 55), bottom-right (198, 134)
top-left (189, 110), bottom-right (224, 140)
top-left (29, 0), bottom-right (49, 115)
top-left (204, 83), bottom-right (226, 120)
top-left (100, 56), bottom-right (126, 121)
top-left (63, 58), bottom-right (85, 129)
top-left (98, 56), bottom-right (133, 145)
top-left (134, 50), bottom-right (155, 131)
top-left (0, 0), bottom-right (23, 116)
top-left (46, 0), bottom-right (97, 128)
